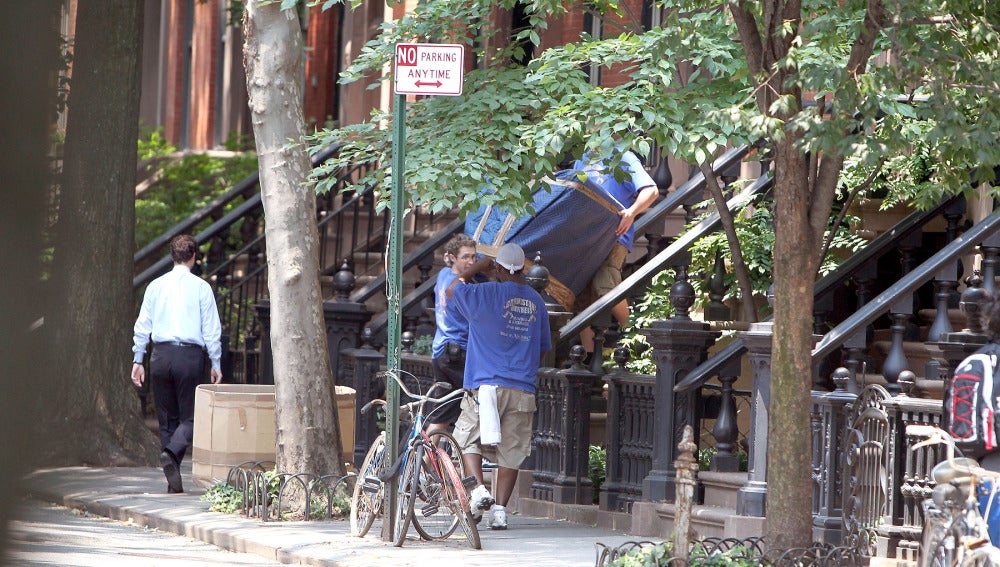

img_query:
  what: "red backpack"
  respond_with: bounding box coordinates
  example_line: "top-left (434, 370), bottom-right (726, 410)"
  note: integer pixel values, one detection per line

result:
top-left (944, 343), bottom-right (1000, 459)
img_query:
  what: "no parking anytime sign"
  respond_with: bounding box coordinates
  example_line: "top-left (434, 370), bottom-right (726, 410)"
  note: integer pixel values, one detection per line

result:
top-left (393, 43), bottom-right (465, 96)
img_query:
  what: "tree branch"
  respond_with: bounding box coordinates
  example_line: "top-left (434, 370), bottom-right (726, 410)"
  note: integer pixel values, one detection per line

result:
top-left (729, 1), bottom-right (767, 114)
top-left (807, 96), bottom-right (826, 190)
top-left (811, 0), bottom-right (884, 249)
top-left (699, 162), bottom-right (758, 323)
top-left (846, 0), bottom-right (886, 76)
top-left (817, 157), bottom-right (885, 268)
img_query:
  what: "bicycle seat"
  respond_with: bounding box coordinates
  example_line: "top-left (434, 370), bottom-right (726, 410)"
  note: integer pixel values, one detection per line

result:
top-left (932, 457), bottom-right (981, 484)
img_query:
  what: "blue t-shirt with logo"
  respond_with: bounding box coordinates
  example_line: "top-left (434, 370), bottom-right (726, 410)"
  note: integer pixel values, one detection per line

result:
top-left (449, 281), bottom-right (552, 394)
top-left (572, 149), bottom-right (656, 252)
top-left (431, 268), bottom-right (469, 358)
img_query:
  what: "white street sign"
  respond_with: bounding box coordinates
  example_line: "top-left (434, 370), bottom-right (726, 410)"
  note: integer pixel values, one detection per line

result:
top-left (393, 43), bottom-right (464, 96)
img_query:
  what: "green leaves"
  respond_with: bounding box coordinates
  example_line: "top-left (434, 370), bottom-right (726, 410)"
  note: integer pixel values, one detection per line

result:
top-left (306, 0), bottom-right (1000, 222)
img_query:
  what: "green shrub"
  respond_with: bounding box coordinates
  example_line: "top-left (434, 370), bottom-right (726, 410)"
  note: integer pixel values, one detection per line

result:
top-left (134, 129), bottom-right (258, 250)
top-left (589, 445), bottom-right (606, 498)
top-left (201, 482), bottom-right (243, 513)
top-left (412, 334), bottom-right (433, 356)
top-left (609, 542), bottom-right (761, 566)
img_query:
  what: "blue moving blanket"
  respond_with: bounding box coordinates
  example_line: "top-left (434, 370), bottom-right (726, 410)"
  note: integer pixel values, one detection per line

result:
top-left (464, 169), bottom-right (622, 309)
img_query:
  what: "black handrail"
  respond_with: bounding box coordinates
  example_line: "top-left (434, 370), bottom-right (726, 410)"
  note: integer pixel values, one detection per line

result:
top-left (348, 217), bottom-right (465, 304)
top-left (202, 165), bottom-right (375, 287)
top-left (632, 144), bottom-right (754, 238)
top-left (367, 276), bottom-right (437, 336)
top-left (558, 172), bottom-right (774, 345)
top-left (132, 143), bottom-right (344, 289)
top-left (133, 193), bottom-right (264, 288)
top-left (812, 205), bottom-right (1000, 360)
top-left (673, 193), bottom-right (964, 393)
top-left (132, 143), bottom-right (342, 271)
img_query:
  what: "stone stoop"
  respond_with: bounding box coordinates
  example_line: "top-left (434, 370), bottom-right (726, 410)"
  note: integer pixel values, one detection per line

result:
top-left (630, 501), bottom-right (766, 541)
top-left (493, 469), bottom-right (766, 540)
top-left (628, 472), bottom-right (765, 541)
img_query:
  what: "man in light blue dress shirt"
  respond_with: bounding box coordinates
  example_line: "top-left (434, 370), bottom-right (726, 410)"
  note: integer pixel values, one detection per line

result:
top-left (131, 234), bottom-right (222, 493)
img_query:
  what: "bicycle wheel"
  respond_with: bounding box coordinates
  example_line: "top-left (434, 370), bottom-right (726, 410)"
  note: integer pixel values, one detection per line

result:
top-left (392, 443), bottom-right (419, 547)
top-left (351, 431), bottom-right (387, 537)
top-left (435, 438), bottom-right (481, 549)
top-left (428, 431), bottom-right (466, 478)
top-left (411, 440), bottom-right (459, 540)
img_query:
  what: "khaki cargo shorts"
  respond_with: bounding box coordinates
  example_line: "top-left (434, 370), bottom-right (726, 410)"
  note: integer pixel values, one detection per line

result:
top-left (452, 387), bottom-right (536, 469)
top-left (591, 242), bottom-right (628, 296)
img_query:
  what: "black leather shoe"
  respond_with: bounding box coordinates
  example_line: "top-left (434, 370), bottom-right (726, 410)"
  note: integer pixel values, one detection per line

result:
top-left (160, 451), bottom-right (183, 493)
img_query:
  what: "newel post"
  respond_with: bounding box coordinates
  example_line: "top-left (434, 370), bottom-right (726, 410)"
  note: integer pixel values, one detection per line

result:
top-left (640, 270), bottom-right (719, 502)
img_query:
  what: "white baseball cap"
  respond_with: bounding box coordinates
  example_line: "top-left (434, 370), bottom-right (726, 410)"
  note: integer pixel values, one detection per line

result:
top-left (495, 243), bottom-right (525, 274)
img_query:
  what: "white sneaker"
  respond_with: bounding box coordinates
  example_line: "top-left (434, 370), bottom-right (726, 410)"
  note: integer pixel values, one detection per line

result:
top-left (468, 484), bottom-right (495, 512)
top-left (489, 508), bottom-right (507, 530)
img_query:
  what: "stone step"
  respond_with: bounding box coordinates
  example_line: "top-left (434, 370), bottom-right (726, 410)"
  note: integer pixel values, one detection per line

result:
top-left (631, 499), bottom-right (765, 541)
top-left (700, 471), bottom-right (744, 509)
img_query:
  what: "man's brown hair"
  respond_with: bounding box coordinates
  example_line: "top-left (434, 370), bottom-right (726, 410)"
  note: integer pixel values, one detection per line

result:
top-left (170, 234), bottom-right (198, 264)
top-left (444, 234), bottom-right (477, 257)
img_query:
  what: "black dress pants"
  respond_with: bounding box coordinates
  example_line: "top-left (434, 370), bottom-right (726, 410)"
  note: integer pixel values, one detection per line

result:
top-left (150, 344), bottom-right (205, 462)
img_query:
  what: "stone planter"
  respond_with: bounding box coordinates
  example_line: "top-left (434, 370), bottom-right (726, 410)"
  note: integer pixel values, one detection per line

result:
top-left (192, 384), bottom-right (356, 487)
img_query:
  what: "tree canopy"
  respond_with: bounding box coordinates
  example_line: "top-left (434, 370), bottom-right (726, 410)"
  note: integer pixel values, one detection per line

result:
top-left (309, 0), bottom-right (1000, 215)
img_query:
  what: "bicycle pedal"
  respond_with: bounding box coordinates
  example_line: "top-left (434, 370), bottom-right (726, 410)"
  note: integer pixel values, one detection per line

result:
top-left (362, 477), bottom-right (382, 493)
top-left (461, 475), bottom-right (478, 490)
top-left (422, 504), bottom-right (440, 517)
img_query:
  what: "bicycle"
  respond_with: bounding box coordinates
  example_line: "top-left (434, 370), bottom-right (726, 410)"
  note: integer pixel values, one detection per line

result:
top-left (351, 370), bottom-right (481, 549)
top-left (907, 424), bottom-right (1000, 566)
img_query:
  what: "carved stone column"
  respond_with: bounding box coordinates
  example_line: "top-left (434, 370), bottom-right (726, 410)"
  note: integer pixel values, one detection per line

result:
top-left (641, 318), bottom-right (719, 502)
top-left (340, 331), bottom-right (385, 468)
top-left (736, 321), bottom-right (774, 517)
top-left (323, 261), bottom-right (371, 388)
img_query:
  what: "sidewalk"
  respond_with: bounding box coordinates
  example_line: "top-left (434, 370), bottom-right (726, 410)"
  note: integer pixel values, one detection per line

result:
top-left (22, 462), bottom-right (642, 567)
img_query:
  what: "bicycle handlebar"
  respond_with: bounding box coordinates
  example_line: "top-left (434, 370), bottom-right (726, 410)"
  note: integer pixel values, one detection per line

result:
top-left (906, 424), bottom-right (1000, 483)
top-left (379, 370), bottom-right (466, 406)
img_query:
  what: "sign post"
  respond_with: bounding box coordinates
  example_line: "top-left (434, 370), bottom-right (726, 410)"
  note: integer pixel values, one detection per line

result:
top-left (383, 42), bottom-right (464, 541)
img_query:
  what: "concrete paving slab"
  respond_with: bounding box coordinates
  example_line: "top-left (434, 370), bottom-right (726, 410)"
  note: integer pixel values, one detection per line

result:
top-left (23, 464), bottom-right (644, 567)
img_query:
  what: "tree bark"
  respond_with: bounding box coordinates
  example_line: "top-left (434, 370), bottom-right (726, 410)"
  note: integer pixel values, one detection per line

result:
top-left (766, 140), bottom-right (818, 550)
top-left (244, 1), bottom-right (345, 479)
top-left (45, 0), bottom-right (157, 466)
top-left (0, 0), bottom-right (62, 552)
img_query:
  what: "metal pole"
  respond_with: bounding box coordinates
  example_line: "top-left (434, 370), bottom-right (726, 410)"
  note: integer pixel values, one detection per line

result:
top-left (382, 92), bottom-right (406, 541)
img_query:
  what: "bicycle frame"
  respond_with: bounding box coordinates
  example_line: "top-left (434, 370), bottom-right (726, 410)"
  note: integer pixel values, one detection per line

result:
top-left (369, 370), bottom-right (478, 548)
top-left (908, 425), bottom-right (1000, 566)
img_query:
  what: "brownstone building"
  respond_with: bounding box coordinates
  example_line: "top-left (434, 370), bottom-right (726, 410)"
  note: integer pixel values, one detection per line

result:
top-left (64, 0), bottom-right (663, 151)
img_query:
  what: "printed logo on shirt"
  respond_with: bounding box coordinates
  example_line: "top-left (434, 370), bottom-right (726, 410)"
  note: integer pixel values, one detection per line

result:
top-left (501, 296), bottom-right (538, 341)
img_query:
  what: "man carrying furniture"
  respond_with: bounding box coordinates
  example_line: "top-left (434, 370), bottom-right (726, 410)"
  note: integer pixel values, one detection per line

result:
top-left (446, 242), bottom-right (551, 530)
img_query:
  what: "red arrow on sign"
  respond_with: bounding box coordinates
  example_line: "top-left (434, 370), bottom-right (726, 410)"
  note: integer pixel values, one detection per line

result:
top-left (415, 80), bottom-right (443, 88)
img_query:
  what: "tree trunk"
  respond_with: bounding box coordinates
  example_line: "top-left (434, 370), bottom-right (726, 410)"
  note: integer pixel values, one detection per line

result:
top-left (765, 139), bottom-right (818, 550)
top-left (45, 0), bottom-right (157, 467)
top-left (244, 1), bottom-right (344, 480)
top-left (0, 0), bottom-right (63, 552)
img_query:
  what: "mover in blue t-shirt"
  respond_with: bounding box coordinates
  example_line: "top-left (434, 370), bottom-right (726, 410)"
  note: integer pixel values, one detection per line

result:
top-left (571, 149), bottom-right (659, 361)
top-left (445, 243), bottom-right (551, 531)
top-left (427, 235), bottom-right (478, 433)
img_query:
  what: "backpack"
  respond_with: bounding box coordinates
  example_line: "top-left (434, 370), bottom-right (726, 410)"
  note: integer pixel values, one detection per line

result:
top-left (944, 343), bottom-right (1000, 459)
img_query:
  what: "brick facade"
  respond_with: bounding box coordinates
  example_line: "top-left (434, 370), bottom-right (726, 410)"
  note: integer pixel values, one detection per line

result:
top-left (67, 0), bottom-right (667, 153)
